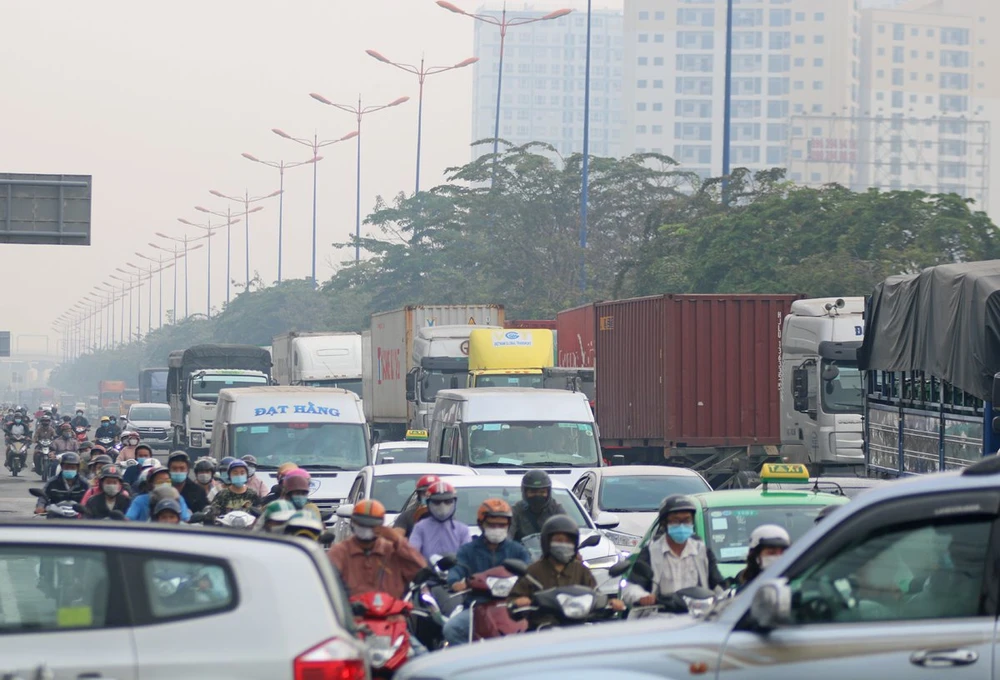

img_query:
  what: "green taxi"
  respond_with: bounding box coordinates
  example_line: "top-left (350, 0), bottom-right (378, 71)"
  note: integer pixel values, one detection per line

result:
top-left (622, 463), bottom-right (850, 579)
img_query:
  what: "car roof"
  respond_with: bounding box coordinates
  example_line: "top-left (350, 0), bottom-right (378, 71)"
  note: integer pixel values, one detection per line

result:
top-left (438, 475), bottom-right (571, 490)
top-left (594, 465), bottom-right (704, 478)
top-left (129, 403), bottom-right (168, 409)
top-left (368, 463), bottom-right (477, 477)
top-left (374, 441), bottom-right (429, 450)
top-left (437, 387), bottom-right (587, 401)
top-left (693, 488), bottom-right (850, 508)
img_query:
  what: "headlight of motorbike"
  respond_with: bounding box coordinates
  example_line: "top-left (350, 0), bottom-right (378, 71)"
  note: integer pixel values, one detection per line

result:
top-left (556, 592), bottom-right (595, 620)
top-left (486, 575), bottom-right (517, 598)
top-left (603, 529), bottom-right (642, 550)
top-left (583, 554), bottom-right (621, 570)
top-left (682, 595), bottom-right (715, 619)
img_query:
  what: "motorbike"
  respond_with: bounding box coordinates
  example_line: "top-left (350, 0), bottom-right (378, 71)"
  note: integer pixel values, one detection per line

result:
top-left (6, 435), bottom-right (28, 477)
top-left (73, 425), bottom-right (89, 442)
top-left (32, 438), bottom-right (52, 480)
top-left (96, 435), bottom-right (116, 450)
top-left (189, 510), bottom-right (258, 528)
top-left (467, 565), bottom-right (527, 642)
top-left (351, 591), bottom-right (413, 678)
top-left (503, 557), bottom-right (621, 631)
top-left (405, 555), bottom-right (460, 650)
top-left (29, 488), bottom-right (84, 520)
top-left (618, 560), bottom-right (726, 621)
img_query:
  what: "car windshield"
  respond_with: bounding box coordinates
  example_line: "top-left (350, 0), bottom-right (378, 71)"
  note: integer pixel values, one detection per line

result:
top-left (475, 374), bottom-right (545, 389)
top-left (599, 475), bottom-right (711, 512)
top-left (375, 445), bottom-right (428, 464)
top-left (466, 421), bottom-right (599, 467)
top-left (704, 504), bottom-right (830, 563)
top-left (231, 422), bottom-right (368, 470)
top-left (821, 360), bottom-right (863, 414)
top-left (190, 375), bottom-right (268, 401)
top-left (420, 370), bottom-right (468, 401)
top-left (371, 475), bottom-right (426, 513)
top-left (128, 406), bottom-right (170, 421)
top-left (448, 487), bottom-right (589, 528)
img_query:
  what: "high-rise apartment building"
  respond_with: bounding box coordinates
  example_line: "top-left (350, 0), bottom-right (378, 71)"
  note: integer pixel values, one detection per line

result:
top-left (471, 5), bottom-right (625, 159)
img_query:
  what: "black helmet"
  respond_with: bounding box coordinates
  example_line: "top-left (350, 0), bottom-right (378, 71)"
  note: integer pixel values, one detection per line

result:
top-left (90, 454), bottom-right (113, 468)
top-left (194, 457), bottom-right (216, 473)
top-left (658, 494), bottom-right (698, 525)
top-left (60, 451), bottom-right (81, 467)
top-left (521, 469), bottom-right (552, 491)
top-left (167, 450), bottom-right (191, 467)
top-left (540, 514), bottom-right (580, 557)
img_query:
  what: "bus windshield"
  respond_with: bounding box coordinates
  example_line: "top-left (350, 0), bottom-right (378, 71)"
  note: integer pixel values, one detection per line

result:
top-left (465, 421), bottom-right (599, 467)
top-left (190, 375), bottom-right (269, 401)
top-left (230, 422), bottom-right (368, 470)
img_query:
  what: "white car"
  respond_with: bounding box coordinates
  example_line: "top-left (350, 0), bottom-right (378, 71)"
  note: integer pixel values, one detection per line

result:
top-left (332, 462), bottom-right (477, 541)
top-left (571, 465), bottom-right (711, 553)
top-left (126, 402), bottom-right (172, 448)
top-left (395, 476), bottom-right (623, 594)
top-left (372, 440), bottom-right (430, 465)
top-left (0, 521), bottom-right (367, 679)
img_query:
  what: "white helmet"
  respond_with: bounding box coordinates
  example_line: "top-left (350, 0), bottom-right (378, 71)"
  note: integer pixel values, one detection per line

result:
top-left (748, 524), bottom-right (791, 551)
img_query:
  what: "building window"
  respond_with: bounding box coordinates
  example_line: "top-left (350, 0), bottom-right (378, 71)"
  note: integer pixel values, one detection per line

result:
top-left (636, 125), bottom-right (647, 134)
top-left (813, 80), bottom-right (823, 90)
top-left (768, 77), bottom-right (790, 95)
top-left (878, 24), bottom-right (885, 34)
top-left (654, 34), bottom-right (665, 43)
top-left (813, 58), bottom-right (823, 67)
top-left (767, 123), bottom-right (787, 141)
top-left (893, 23), bottom-right (904, 40)
top-left (636, 102), bottom-right (647, 111)
top-left (637, 80), bottom-right (648, 88)
top-left (674, 122), bottom-right (713, 141)
top-left (940, 27), bottom-right (970, 45)
top-left (730, 123), bottom-right (761, 142)
top-left (735, 9), bottom-right (764, 27)
top-left (793, 80), bottom-right (804, 89)
top-left (651, 125), bottom-right (663, 134)
top-left (815, 12), bottom-right (825, 21)
top-left (638, 57), bottom-right (647, 66)
top-left (892, 91), bottom-right (903, 107)
top-left (768, 54), bottom-right (790, 72)
top-left (652, 102), bottom-right (663, 112)
top-left (674, 100), bottom-right (713, 118)
top-left (677, 54), bottom-right (714, 72)
top-left (795, 34), bottom-right (805, 44)
top-left (677, 8), bottom-right (714, 27)
top-left (733, 54), bottom-right (763, 72)
top-left (653, 79), bottom-right (664, 88)
top-left (940, 94), bottom-right (969, 112)
top-left (676, 31), bottom-right (714, 50)
top-left (676, 76), bottom-right (713, 95)
top-left (732, 77), bottom-right (762, 95)
top-left (655, 11), bottom-right (665, 20)
top-left (794, 11), bottom-right (804, 21)
top-left (654, 56), bottom-right (664, 66)
top-left (767, 100), bottom-right (789, 118)
top-left (892, 69), bottom-right (903, 85)
top-left (732, 146), bottom-right (761, 163)
top-left (892, 46), bottom-right (904, 63)
top-left (638, 11), bottom-right (649, 20)
top-left (877, 47), bottom-right (885, 56)
top-left (639, 34), bottom-right (648, 43)
top-left (940, 50), bottom-right (970, 68)
top-left (732, 99), bottom-right (762, 119)
top-left (766, 146), bottom-right (787, 164)
top-left (733, 31), bottom-right (764, 49)
top-left (814, 35), bottom-right (824, 44)
top-left (769, 9), bottom-right (790, 27)
top-left (770, 32), bottom-right (790, 49)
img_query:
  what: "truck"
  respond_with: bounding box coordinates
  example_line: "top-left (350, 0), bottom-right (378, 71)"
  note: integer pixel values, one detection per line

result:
top-left (859, 261), bottom-right (1000, 477)
top-left (97, 381), bottom-right (125, 414)
top-left (167, 344), bottom-right (272, 453)
top-left (554, 294), bottom-right (801, 487)
top-left (779, 297), bottom-right (866, 472)
top-left (271, 332), bottom-right (363, 396)
top-left (466, 328), bottom-right (554, 388)
top-left (365, 305), bottom-right (504, 440)
top-left (138, 367), bottom-right (169, 403)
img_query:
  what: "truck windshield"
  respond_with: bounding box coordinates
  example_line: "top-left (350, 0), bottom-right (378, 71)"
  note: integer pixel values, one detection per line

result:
top-left (190, 375), bottom-right (269, 401)
top-left (230, 422), bottom-right (369, 470)
top-left (475, 374), bottom-right (545, 389)
top-left (421, 370), bottom-right (469, 401)
top-left (128, 406), bottom-right (170, 421)
top-left (465, 421), bottom-right (599, 467)
top-left (821, 360), bottom-right (863, 414)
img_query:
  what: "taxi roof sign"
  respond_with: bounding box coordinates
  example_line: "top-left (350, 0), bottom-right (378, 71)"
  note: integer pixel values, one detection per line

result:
top-left (760, 463), bottom-right (810, 485)
top-left (405, 429), bottom-right (428, 441)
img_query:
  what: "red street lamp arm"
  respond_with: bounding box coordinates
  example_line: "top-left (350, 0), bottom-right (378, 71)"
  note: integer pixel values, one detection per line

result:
top-left (425, 57), bottom-right (479, 76)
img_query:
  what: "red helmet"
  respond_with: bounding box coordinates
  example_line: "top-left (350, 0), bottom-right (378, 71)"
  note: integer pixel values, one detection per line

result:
top-left (426, 481), bottom-right (457, 503)
top-left (416, 475), bottom-right (441, 493)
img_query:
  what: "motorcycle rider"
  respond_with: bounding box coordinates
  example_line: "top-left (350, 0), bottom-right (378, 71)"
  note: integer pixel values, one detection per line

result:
top-left (240, 454), bottom-right (269, 497)
top-left (256, 499), bottom-right (298, 533)
top-left (126, 466), bottom-right (193, 521)
top-left (735, 524), bottom-right (791, 589)
top-left (77, 440), bottom-right (93, 464)
top-left (509, 514), bottom-right (625, 628)
top-left (216, 456), bottom-right (236, 490)
top-left (80, 454), bottom-right (117, 504)
top-left (409, 481), bottom-right (471, 562)
top-left (151, 497), bottom-right (183, 524)
top-left (193, 457), bottom-right (219, 501)
top-left (83, 464), bottom-right (131, 519)
top-left (210, 459), bottom-right (261, 515)
top-left (280, 469), bottom-right (322, 520)
top-left (392, 474), bottom-right (441, 537)
top-left (33, 415), bottom-right (57, 445)
top-left (167, 450), bottom-right (209, 513)
top-left (443, 499), bottom-right (532, 647)
top-left (94, 416), bottom-right (118, 443)
top-left (33, 451), bottom-right (88, 514)
top-left (260, 461), bottom-right (298, 505)
top-left (509, 470), bottom-right (566, 542)
top-left (4, 411), bottom-right (31, 470)
top-left (122, 444), bottom-right (154, 487)
top-left (116, 431), bottom-right (141, 461)
top-left (327, 499), bottom-right (426, 599)
top-left (71, 409), bottom-right (90, 430)
top-left (621, 495), bottom-right (725, 610)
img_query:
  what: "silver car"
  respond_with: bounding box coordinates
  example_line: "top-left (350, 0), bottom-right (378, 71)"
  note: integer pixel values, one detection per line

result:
top-left (0, 522), bottom-right (368, 679)
top-left (126, 402), bottom-right (172, 448)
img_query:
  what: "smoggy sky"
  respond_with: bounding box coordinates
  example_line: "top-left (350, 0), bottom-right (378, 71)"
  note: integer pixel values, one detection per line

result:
top-left (2, 0), bottom-right (617, 355)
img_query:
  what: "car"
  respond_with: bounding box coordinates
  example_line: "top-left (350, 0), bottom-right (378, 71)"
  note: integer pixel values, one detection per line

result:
top-left (0, 521), bottom-right (367, 679)
top-left (332, 462), bottom-right (478, 541)
top-left (372, 440), bottom-right (430, 464)
top-left (394, 475), bottom-right (623, 594)
top-left (397, 455), bottom-right (1000, 680)
top-left (756, 475), bottom-right (889, 499)
top-left (571, 465), bottom-right (711, 553)
top-left (125, 402), bottom-right (172, 448)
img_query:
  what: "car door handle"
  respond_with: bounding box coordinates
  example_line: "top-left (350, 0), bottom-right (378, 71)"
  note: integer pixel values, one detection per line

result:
top-left (910, 649), bottom-right (979, 668)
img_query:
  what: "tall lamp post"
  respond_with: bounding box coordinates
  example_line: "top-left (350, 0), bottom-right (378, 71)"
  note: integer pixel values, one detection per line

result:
top-left (208, 189), bottom-right (281, 292)
top-left (148, 242), bottom-right (202, 325)
top-left (721, 0), bottom-right (734, 203)
top-left (178, 215), bottom-right (238, 318)
top-left (115, 267), bottom-right (143, 340)
top-left (136, 251), bottom-right (178, 330)
top-left (195, 204), bottom-right (259, 305)
top-left (99, 283), bottom-right (118, 348)
top-left (153, 233), bottom-right (208, 321)
top-left (579, 0), bottom-right (592, 297)
top-left (309, 93), bottom-right (410, 262)
top-left (108, 274), bottom-right (134, 344)
top-left (365, 50), bottom-right (478, 194)
top-left (244, 147), bottom-right (329, 286)
top-left (436, 1), bottom-right (572, 187)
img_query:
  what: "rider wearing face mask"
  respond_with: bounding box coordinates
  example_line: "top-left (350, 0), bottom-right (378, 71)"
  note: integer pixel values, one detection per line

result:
top-left (621, 495), bottom-right (725, 610)
top-left (168, 451), bottom-right (209, 513)
top-left (509, 515), bottom-right (625, 628)
top-left (509, 470), bottom-right (567, 542)
top-left (125, 467), bottom-right (193, 522)
top-left (280, 470), bottom-right (322, 521)
top-left (736, 524), bottom-right (791, 589)
top-left (34, 451), bottom-right (89, 513)
top-left (210, 459), bottom-right (261, 516)
top-left (240, 455), bottom-right (269, 497)
top-left (326, 499), bottom-right (426, 599)
top-left (408, 481), bottom-right (471, 562)
top-left (193, 458), bottom-right (219, 501)
top-left (84, 464), bottom-right (132, 519)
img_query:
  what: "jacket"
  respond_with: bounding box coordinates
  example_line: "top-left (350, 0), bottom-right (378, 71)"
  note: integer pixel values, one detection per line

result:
top-left (33, 426), bottom-right (57, 443)
top-left (509, 497), bottom-right (567, 542)
top-left (621, 535), bottom-right (724, 607)
top-left (39, 475), bottom-right (89, 506)
top-left (84, 493), bottom-right (131, 519)
top-left (71, 415), bottom-right (90, 429)
top-left (509, 556), bottom-right (598, 630)
top-left (53, 437), bottom-right (77, 454)
top-left (247, 475), bottom-right (268, 497)
top-left (125, 493), bottom-right (192, 522)
top-left (94, 424), bottom-right (117, 440)
top-left (210, 487), bottom-right (260, 515)
top-left (327, 534), bottom-right (426, 599)
top-left (447, 535), bottom-right (532, 586)
top-left (176, 481), bottom-right (209, 513)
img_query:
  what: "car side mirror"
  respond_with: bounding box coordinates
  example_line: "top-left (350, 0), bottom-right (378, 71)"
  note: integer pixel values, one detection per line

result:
top-left (336, 504), bottom-right (355, 519)
top-left (579, 534), bottom-right (602, 549)
top-left (594, 512), bottom-right (620, 530)
top-left (750, 578), bottom-right (793, 630)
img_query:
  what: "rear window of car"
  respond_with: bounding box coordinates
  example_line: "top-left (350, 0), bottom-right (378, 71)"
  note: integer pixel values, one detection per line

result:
top-left (375, 445), bottom-right (428, 464)
top-left (599, 475), bottom-right (711, 512)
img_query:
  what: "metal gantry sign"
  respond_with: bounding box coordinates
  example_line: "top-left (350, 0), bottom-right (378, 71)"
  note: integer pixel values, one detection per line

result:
top-left (0, 173), bottom-right (92, 245)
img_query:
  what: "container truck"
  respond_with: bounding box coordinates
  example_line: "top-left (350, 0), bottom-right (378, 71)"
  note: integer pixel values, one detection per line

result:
top-left (779, 298), bottom-right (865, 472)
top-left (365, 305), bottom-right (504, 440)
top-left (556, 294), bottom-right (801, 487)
top-left (272, 331), bottom-right (363, 396)
top-left (167, 344), bottom-right (272, 453)
top-left (859, 261), bottom-right (1000, 477)
top-left (138, 368), bottom-right (169, 403)
top-left (466, 328), bottom-right (554, 388)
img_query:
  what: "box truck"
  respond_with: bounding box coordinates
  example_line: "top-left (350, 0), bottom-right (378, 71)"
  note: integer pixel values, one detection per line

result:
top-left (272, 332), bottom-right (363, 396)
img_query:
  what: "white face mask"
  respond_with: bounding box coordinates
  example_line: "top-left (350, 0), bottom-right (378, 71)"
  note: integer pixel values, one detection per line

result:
top-left (196, 473), bottom-right (213, 485)
top-left (352, 524), bottom-right (376, 542)
top-left (429, 501), bottom-right (456, 522)
top-left (483, 527), bottom-right (508, 544)
top-left (758, 554), bottom-right (780, 571)
top-left (103, 483), bottom-right (121, 497)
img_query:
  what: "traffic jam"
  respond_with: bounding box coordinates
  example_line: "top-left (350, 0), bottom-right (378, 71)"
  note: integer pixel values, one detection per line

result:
top-left (6, 261), bottom-right (1000, 679)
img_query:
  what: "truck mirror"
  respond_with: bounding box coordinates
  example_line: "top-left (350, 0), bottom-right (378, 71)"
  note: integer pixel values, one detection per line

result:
top-left (993, 416), bottom-right (1000, 435)
top-left (792, 368), bottom-right (809, 412)
top-left (821, 364), bottom-right (840, 381)
top-left (992, 373), bottom-right (1000, 408)
top-left (405, 373), bottom-right (415, 395)
top-left (449, 376), bottom-right (459, 389)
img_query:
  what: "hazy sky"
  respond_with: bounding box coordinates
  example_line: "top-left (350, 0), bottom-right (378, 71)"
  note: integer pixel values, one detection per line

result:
top-left (2, 0), bottom-right (617, 355)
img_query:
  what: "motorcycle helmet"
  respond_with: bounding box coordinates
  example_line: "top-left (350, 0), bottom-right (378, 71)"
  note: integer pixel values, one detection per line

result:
top-left (134, 444), bottom-right (153, 459)
top-left (241, 454), bottom-right (258, 476)
top-left (89, 453), bottom-right (113, 469)
top-left (748, 524), bottom-right (791, 552)
top-left (540, 514), bottom-right (580, 557)
top-left (193, 457), bottom-right (216, 473)
top-left (152, 498), bottom-right (182, 519)
top-left (122, 431), bottom-right (140, 446)
top-left (521, 469), bottom-right (553, 492)
top-left (283, 511), bottom-right (324, 541)
top-left (257, 500), bottom-right (297, 531)
top-left (351, 499), bottom-right (386, 528)
top-left (276, 461), bottom-right (298, 481)
top-left (59, 451), bottom-right (81, 467)
top-left (426, 480), bottom-right (457, 503)
top-left (657, 494), bottom-right (698, 526)
top-left (415, 474), bottom-right (441, 497)
top-left (476, 498), bottom-right (513, 525)
top-left (283, 474), bottom-right (311, 494)
top-left (167, 450), bottom-right (191, 467)
top-left (100, 416), bottom-right (111, 423)
top-left (99, 464), bottom-right (124, 481)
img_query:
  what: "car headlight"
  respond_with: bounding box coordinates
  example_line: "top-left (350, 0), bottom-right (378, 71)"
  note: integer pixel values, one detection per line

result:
top-left (583, 554), bottom-right (621, 570)
top-left (604, 529), bottom-right (642, 549)
top-left (556, 592), bottom-right (595, 620)
top-left (486, 575), bottom-right (517, 598)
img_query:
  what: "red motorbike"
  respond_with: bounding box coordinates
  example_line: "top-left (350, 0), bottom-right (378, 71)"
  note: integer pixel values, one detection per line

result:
top-left (350, 591), bottom-right (413, 678)
top-left (467, 565), bottom-right (527, 642)
top-left (73, 426), bottom-right (89, 443)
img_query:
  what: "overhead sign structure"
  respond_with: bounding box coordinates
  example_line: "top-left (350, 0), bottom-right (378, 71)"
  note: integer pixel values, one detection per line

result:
top-left (0, 173), bottom-right (92, 245)
top-left (0, 332), bottom-right (9, 358)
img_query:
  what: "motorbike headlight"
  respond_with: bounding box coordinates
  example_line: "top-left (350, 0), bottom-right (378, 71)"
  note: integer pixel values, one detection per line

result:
top-left (485, 575), bottom-right (517, 598)
top-left (556, 592), bottom-right (595, 620)
top-left (583, 554), bottom-right (621, 570)
top-left (682, 595), bottom-right (715, 619)
top-left (603, 529), bottom-right (642, 550)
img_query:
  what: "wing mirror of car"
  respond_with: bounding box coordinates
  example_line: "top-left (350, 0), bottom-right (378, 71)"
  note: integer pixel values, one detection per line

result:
top-left (608, 559), bottom-right (632, 578)
top-left (594, 512), bottom-right (620, 530)
top-left (335, 504), bottom-right (355, 519)
top-left (502, 558), bottom-right (529, 577)
top-left (750, 578), bottom-right (793, 630)
top-left (579, 533), bottom-right (602, 549)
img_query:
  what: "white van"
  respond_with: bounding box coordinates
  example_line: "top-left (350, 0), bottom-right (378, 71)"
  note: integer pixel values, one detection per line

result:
top-left (427, 388), bottom-right (603, 488)
top-left (211, 386), bottom-right (370, 515)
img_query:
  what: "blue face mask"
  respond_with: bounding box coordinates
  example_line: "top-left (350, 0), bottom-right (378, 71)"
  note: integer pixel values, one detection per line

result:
top-left (667, 524), bottom-right (694, 544)
top-left (230, 474), bottom-right (248, 487)
top-left (62, 469), bottom-right (78, 481)
top-left (169, 472), bottom-right (188, 485)
top-left (290, 494), bottom-right (308, 509)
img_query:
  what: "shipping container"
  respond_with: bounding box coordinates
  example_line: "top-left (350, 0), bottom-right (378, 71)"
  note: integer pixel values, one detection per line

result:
top-left (556, 304), bottom-right (596, 368)
top-left (504, 319), bottom-right (557, 330)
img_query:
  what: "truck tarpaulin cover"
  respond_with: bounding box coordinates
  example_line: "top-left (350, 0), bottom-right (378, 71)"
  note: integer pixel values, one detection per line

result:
top-left (168, 345), bottom-right (272, 382)
top-left (858, 260), bottom-right (1000, 402)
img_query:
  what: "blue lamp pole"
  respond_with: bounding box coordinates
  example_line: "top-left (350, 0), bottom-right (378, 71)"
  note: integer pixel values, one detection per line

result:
top-left (721, 0), bottom-right (734, 203)
top-left (208, 189), bottom-right (281, 293)
top-left (579, 0), bottom-right (593, 297)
